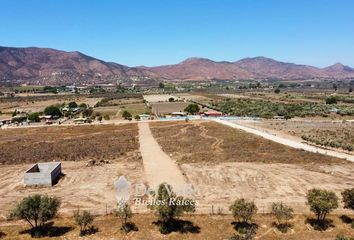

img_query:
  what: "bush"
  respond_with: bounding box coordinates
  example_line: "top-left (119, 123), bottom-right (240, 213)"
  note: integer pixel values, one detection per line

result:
top-left (134, 115), bottom-right (141, 120)
top-left (44, 105), bottom-right (62, 117)
top-left (148, 183), bottom-right (195, 234)
top-left (104, 115), bottom-right (110, 120)
top-left (274, 88), bottom-right (280, 94)
top-left (184, 104), bottom-right (200, 115)
top-left (229, 199), bottom-right (257, 224)
top-left (122, 110), bottom-right (132, 120)
top-left (9, 195), bottom-right (60, 233)
top-left (168, 97), bottom-right (175, 102)
top-left (28, 112), bottom-right (40, 122)
top-left (306, 189), bottom-right (338, 225)
top-left (116, 202), bottom-right (134, 233)
top-left (342, 188), bottom-right (354, 211)
top-left (68, 102), bottom-right (78, 108)
top-left (326, 96), bottom-right (338, 104)
top-left (271, 202), bottom-right (293, 233)
top-left (74, 210), bottom-right (95, 236)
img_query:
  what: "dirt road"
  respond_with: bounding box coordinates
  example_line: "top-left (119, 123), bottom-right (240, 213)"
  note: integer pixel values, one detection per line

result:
top-left (214, 119), bottom-right (354, 162)
top-left (138, 122), bottom-right (188, 193)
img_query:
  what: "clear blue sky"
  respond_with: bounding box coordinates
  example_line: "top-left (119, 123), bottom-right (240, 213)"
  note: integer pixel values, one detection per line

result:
top-left (1, 0), bottom-right (354, 67)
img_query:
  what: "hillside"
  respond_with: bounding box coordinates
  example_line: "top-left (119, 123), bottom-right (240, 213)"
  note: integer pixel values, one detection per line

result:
top-left (1, 46), bottom-right (354, 85)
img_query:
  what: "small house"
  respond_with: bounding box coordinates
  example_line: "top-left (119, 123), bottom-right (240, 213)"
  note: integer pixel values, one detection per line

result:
top-left (171, 112), bottom-right (187, 117)
top-left (202, 110), bottom-right (223, 117)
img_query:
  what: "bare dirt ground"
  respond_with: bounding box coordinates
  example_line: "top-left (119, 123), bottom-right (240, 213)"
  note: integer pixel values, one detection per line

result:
top-left (0, 123), bottom-right (139, 164)
top-left (0, 159), bottom-right (145, 219)
top-left (150, 121), bottom-right (354, 214)
top-left (1, 213), bottom-right (353, 240)
top-left (138, 122), bottom-right (187, 192)
top-left (0, 96), bottom-right (101, 113)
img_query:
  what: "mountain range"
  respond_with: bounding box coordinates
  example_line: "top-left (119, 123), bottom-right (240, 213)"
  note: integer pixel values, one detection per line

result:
top-left (1, 46), bottom-right (354, 85)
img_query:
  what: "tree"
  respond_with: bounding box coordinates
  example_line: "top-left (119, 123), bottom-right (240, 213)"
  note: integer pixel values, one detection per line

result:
top-left (28, 112), bottom-right (40, 122)
top-left (82, 107), bottom-right (93, 117)
top-left (159, 82), bottom-right (165, 89)
top-left (271, 202), bottom-right (294, 232)
top-left (122, 110), bottom-right (132, 120)
top-left (74, 210), bottom-right (94, 236)
top-left (229, 198), bottom-right (258, 224)
top-left (184, 104), bottom-right (200, 115)
top-left (326, 96), bottom-right (338, 104)
top-left (306, 189), bottom-right (338, 224)
top-left (134, 115), bottom-right (141, 120)
top-left (116, 202), bottom-right (133, 232)
top-left (148, 183), bottom-right (195, 234)
top-left (44, 105), bottom-right (62, 117)
top-left (68, 101), bottom-right (78, 108)
top-left (341, 188), bottom-right (354, 211)
top-left (9, 195), bottom-right (60, 231)
top-left (349, 86), bottom-right (353, 93)
top-left (274, 88), bottom-right (280, 94)
top-left (168, 97), bottom-right (175, 102)
top-left (79, 103), bottom-right (88, 109)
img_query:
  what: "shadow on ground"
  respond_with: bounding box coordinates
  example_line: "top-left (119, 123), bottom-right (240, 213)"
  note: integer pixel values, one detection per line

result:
top-left (19, 222), bottom-right (73, 238)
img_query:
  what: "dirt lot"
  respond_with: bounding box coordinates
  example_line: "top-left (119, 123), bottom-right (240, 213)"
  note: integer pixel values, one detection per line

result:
top-left (0, 123), bottom-right (139, 164)
top-left (150, 121), bottom-right (354, 213)
top-left (0, 159), bottom-right (144, 219)
top-left (242, 119), bottom-right (354, 153)
top-left (1, 213), bottom-right (353, 240)
top-left (151, 102), bottom-right (190, 116)
top-left (149, 121), bottom-right (347, 164)
top-left (0, 96), bottom-right (101, 113)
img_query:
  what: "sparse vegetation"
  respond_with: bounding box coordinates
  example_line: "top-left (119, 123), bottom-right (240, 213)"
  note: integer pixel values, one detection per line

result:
top-left (271, 202), bottom-right (294, 233)
top-left (148, 183), bottom-right (196, 234)
top-left (74, 210), bottom-right (96, 236)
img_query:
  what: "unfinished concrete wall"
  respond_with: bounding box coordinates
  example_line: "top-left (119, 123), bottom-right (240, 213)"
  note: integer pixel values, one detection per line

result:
top-left (24, 162), bottom-right (61, 186)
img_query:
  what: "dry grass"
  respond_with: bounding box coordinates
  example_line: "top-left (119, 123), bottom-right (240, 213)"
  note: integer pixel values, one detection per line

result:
top-left (150, 121), bottom-right (347, 165)
top-left (1, 213), bottom-right (353, 239)
top-left (0, 123), bottom-right (139, 164)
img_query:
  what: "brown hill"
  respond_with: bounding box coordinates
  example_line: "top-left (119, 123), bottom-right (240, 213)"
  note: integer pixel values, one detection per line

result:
top-left (1, 46), bottom-right (354, 85)
top-left (0, 46), bottom-right (154, 85)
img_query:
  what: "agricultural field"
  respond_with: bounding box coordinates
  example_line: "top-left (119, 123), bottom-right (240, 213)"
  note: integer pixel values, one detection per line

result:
top-left (0, 123), bottom-right (139, 164)
top-left (150, 121), bottom-right (354, 213)
top-left (242, 119), bottom-right (354, 152)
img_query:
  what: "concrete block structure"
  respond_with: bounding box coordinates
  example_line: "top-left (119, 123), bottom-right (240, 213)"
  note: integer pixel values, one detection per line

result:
top-left (24, 162), bottom-right (62, 186)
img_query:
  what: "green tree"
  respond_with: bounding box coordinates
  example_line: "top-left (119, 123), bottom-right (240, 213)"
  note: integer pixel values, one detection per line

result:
top-left (306, 189), bottom-right (338, 224)
top-left (326, 96), bottom-right (338, 104)
top-left (148, 183), bottom-right (195, 234)
top-left (68, 102), bottom-right (78, 108)
top-left (184, 104), bottom-right (200, 115)
top-left (27, 112), bottom-right (40, 122)
top-left (274, 88), bottom-right (280, 94)
top-left (341, 188), bottom-right (354, 211)
top-left (116, 202), bottom-right (133, 233)
top-left (74, 210), bottom-right (94, 236)
top-left (79, 103), bottom-right (88, 109)
top-left (159, 82), bottom-right (165, 89)
top-left (229, 198), bottom-right (258, 224)
top-left (271, 202), bottom-right (294, 232)
top-left (9, 195), bottom-right (60, 231)
top-left (44, 105), bottom-right (62, 117)
top-left (168, 97), bottom-right (175, 102)
top-left (122, 110), bottom-right (132, 120)
top-left (134, 115), bottom-right (141, 120)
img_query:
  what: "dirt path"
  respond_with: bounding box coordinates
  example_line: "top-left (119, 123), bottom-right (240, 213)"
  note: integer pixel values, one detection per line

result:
top-left (214, 119), bottom-right (354, 162)
top-left (138, 122), bottom-right (188, 193)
